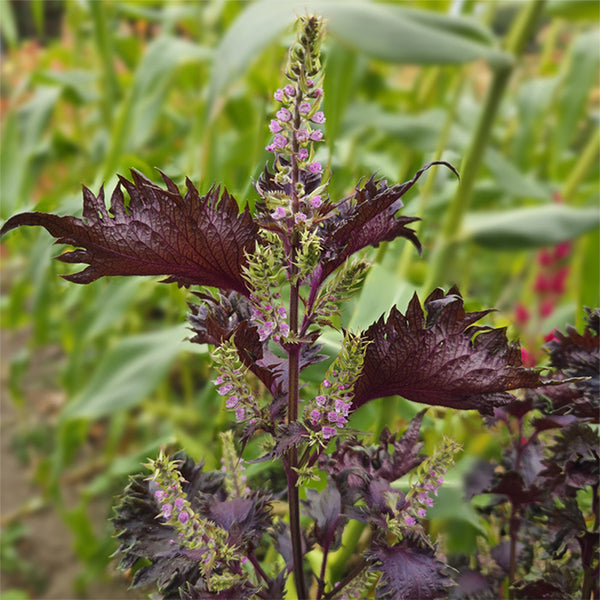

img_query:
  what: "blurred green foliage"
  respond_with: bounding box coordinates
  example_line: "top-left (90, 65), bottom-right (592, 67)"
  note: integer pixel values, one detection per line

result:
top-left (1, 0), bottom-right (598, 595)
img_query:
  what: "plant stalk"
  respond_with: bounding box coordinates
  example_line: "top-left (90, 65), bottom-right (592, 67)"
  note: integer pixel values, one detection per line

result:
top-left (397, 74), bottom-right (465, 280)
top-left (89, 1), bottom-right (120, 128)
top-left (423, 0), bottom-right (546, 293)
top-left (562, 126), bottom-right (600, 204)
top-left (286, 80), bottom-right (308, 599)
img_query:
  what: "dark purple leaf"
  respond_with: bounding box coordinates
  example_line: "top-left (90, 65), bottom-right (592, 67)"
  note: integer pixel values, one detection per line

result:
top-left (539, 423), bottom-right (599, 495)
top-left (512, 579), bottom-right (569, 599)
top-left (1, 170), bottom-right (258, 293)
top-left (271, 521), bottom-right (311, 573)
top-left (544, 308), bottom-right (599, 421)
top-left (463, 459), bottom-right (496, 500)
top-left (353, 288), bottom-right (547, 415)
top-left (490, 540), bottom-right (523, 575)
top-left (303, 481), bottom-right (345, 551)
top-left (367, 537), bottom-right (454, 600)
top-left (313, 163), bottom-right (456, 288)
top-left (531, 414), bottom-right (580, 433)
top-left (198, 492), bottom-right (272, 550)
top-left (448, 568), bottom-right (496, 600)
top-left (269, 422), bottom-right (310, 458)
top-left (188, 291), bottom-right (254, 346)
top-left (486, 471), bottom-right (545, 507)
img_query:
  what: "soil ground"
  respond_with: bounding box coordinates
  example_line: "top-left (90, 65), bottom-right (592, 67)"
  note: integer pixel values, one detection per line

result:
top-left (1, 328), bottom-right (144, 600)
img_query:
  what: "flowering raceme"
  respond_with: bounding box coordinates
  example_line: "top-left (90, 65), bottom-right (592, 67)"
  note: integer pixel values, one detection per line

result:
top-left (0, 14), bottom-right (557, 600)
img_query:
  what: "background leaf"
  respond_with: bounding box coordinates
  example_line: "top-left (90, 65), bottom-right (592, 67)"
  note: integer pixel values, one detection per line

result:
top-left (61, 324), bottom-right (190, 420)
top-left (462, 205), bottom-right (600, 249)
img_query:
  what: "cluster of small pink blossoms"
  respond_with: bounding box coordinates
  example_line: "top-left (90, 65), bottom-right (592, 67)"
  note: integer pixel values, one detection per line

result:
top-left (262, 15), bottom-right (328, 228)
top-left (305, 332), bottom-right (367, 443)
top-left (399, 437), bottom-right (461, 531)
top-left (250, 294), bottom-right (290, 342)
top-left (211, 340), bottom-right (260, 425)
top-left (515, 237), bottom-right (571, 367)
top-left (266, 82), bottom-right (325, 177)
top-left (146, 452), bottom-right (230, 558)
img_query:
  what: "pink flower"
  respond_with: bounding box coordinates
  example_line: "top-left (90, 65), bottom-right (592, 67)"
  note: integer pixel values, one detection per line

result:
top-left (311, 111), bottom-right (326, 123)
top-left (295, 212), bottom-right (307, 225)
top-left (515, 303), bottom-right (529, 326)
top-left (551, 267), bottom-right (569, 294)
top-left (404, 515), bottom-right (417, 526)
top-left (315, 395), bottom-right (327, 407)
top-left (276, 108), bottom-right (291, 122)
top-left (310, 130), bottom-right (323, 141)
top-left (298, 148), bottom-right (308, 160)
top-left (258, 321), bottom-right (275, 341)
top-left (226, 396), bottom-right (239, 408)
top-left (269, 119), bottom-right (283, 133)
top-left (310, 195), bottom-right (322, 208)
top-left (273, 134), bottom-right (287, 149)
top-left (308, 162), bottom-right (322, 174)
top-left (174, 498), bottom-right (185, 510)
top-left (323, 380), bottom-right (331, 389)
top-left (283, 84), bottom-right (295, 96)
top-left (322, 426), bottom-right (337, 439)
top-left (538, 249), bottom-right (553, 267)
top-left (521, 346), bottom-right (532, 365)
top-left (540, 299), bottom-right (554, 318)
top-left (273, 89), bottom-right (284, 101)
top-left (554, 241), bottom-right (571, 260)
top-left (417, 508), bottom-right (427, 518)
top-left (335, 399), bottom-right (350, 415)
top-left (178, 511), bottom-right (189, 525)
top-left (313, 88), bottom-right (323, 98)
top-left (235, 406), bottom-right (246, 421)
top-left (328, 411), bottom-right (339, 424)
top-left (299, 102), bottom-right (311, 114)
top-left (161, 504), bottom-right (173, 519)
top-left (271, 206), bottom-right (287, 220)
top-left (534, 274), bottom-right (550, 293)
top-left (218, 384), bottom-right (233, 395)
top-left (296, 129), bottom-right (309, 142)
top-left (310, 409), bottom-right (321, 424)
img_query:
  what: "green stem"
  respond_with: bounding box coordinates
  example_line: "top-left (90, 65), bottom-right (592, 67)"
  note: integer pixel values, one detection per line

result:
top-left (423, 0), bottom-right (546, 293)
top-left (397, 74), bottom-right (465, 280)
top-left (89, 1), bottom-right (119, 128)
top-left (563, 127), bottom-right (599, 330)
top-left (328, 519), bottom-right (367, 583)
top-left (323, 556), bottom-right (368, 600)
top-left (562, 127), bottom-right (600, 203)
